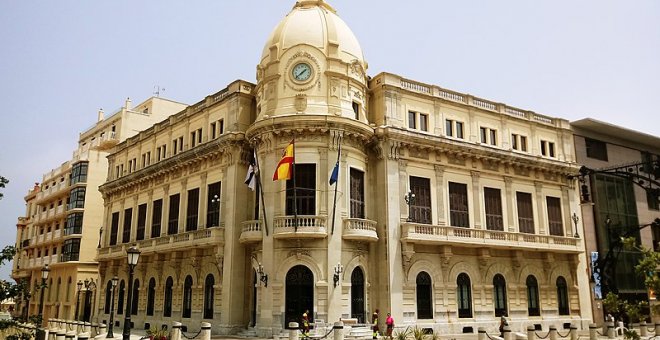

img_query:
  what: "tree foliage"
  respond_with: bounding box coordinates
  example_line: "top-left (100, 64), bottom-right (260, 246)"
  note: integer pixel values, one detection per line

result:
top-left (0, 176), bottom-right (7, 200)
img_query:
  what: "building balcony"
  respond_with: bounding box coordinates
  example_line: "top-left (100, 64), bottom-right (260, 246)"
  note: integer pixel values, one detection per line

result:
top-left (97, 131), bottom-right (118, 150)
top-left (400, 222), bottom-right (582, 254)
top-left (343, 218), bottom-right (378, 242)
top-left (97, 227), bottom-right (224, 260)
top-left (239, 220), bottom-right (263, 244)
top-left (273, 215), bottom-right (328, 239)
top-left (35, 180), bottom-right (69, 204)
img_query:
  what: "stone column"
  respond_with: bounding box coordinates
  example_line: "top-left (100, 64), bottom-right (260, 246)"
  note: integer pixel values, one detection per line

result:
top-left (434, 165), bottom-right (446, 226)
top-left (561, 185), bottom-right (572, 237)
top-left (471, 171), bottom-right (482, 229)
top-left (534, 182), bottom-right (546, 235)
top-left (504, 176), bottom-right (515, 232)
top-left (199, 172), bottom-right (209, 228)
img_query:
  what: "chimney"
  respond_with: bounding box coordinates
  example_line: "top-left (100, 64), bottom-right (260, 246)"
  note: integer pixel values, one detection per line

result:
top-left (97, 108), bottom-right (104, 122)
top-left (125, 97), bottom-right (132, 110)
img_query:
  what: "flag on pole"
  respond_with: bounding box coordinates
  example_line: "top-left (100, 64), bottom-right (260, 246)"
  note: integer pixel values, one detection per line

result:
top-left (329, 161), bottom-right (339, 185)
top-left (244, 150), bottom-right (258, 191)
top-left (273, 140), bottom-right (295, 181)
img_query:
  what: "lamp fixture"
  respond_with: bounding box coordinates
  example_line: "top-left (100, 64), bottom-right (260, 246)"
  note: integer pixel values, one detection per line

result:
top-left (257, 262), bottom-right (268, 287)
top-left (571, 213), bottom-right (580, 238)
top-left (333, 262), bottom-right (344, 287)
top-left (404, 191), bottom-right (416, 222)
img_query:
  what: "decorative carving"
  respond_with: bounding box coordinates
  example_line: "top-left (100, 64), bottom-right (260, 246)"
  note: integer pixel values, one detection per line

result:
top-left (513, 165), bottom-right (530, 177)
top-left (447, 152), bottom-right (466, 166)
top-left (482, 159), bottom-right (500, 172)
top-left (294, 94), bottom-right (308, 113)
top-left (349, 59), bottom-right (366, 83)
top-left (288, 248), bottom-right (311, 259)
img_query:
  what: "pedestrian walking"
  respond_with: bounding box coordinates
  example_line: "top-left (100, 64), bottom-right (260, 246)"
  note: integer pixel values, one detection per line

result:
top-left (372, 310), bottom-right (379, 339)
top-left (385, 313), bottom-right (394, 340)
top-left (302, 310), bottom-right (310, 336)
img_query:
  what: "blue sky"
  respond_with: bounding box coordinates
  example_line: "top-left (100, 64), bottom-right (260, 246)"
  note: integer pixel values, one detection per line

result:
top-left (0, 0), bottom-right (659, 280)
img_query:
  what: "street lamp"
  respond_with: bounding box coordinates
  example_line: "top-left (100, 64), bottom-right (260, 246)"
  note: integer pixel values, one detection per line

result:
top-left (571, 213), bottom-right (580, 238)
top-left (75, 280), bottom-right (83, 321)
top-left (404, 191), bottom-right (416, 222)
top-left (107, 276), bottom-right (118, 338)
top-left (38, 264), bottom-right (50, 323)
top-left (82, 278), bottom-right (97, 322)
top-left (122, 246), bottom-right (141, 340)
top-left (333, 262), bottom-right (344, 287)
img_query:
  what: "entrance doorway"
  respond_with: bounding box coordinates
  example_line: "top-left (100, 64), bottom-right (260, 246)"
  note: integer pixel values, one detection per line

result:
top-left (285, 265), bottom-right (314, 328)
top-left (251, 270), bottom-right (257, 327)
top-left (351, 267), bottom-right (365, 323)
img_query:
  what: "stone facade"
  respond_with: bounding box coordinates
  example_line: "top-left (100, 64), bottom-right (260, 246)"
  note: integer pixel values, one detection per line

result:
top-left (94, 1), bottom-right (592, 337)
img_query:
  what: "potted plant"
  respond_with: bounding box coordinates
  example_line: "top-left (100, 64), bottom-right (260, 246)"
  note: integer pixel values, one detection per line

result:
top-left (147, 326), bottom-right (168, 340)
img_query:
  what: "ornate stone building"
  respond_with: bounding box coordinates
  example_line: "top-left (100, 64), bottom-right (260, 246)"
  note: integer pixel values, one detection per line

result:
top-left (95, 0), bottom-right (592, 336)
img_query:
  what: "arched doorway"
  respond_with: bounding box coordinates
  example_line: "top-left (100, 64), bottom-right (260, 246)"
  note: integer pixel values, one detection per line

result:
top-left (251, 270), bottom-right (257, 327)
top-left (351, 267), bottom-right (365, 323)
top-left (285, 265), bottom-right (314, 328)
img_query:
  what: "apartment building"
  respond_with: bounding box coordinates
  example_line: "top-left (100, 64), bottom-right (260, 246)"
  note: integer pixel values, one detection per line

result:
top-left (11, 97), bottom-right (187, 322)
top-left (94, 1), bottom-right (592, 336)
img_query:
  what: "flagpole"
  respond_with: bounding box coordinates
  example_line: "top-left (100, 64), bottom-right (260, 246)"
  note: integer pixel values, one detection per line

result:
top-left (330, 139), bottom-right (341, 235)
top-left (292, 136), bottom-right (298, 232)
top-left (254, 149), bottom-right (269, 236)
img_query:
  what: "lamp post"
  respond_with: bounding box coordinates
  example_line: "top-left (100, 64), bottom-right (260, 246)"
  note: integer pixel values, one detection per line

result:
top-left (404, 191), bottom-right (416, 222)
top-left (38, 264), bottom-right (50, 324)
top-left (571, 213), bottom-right (580, 238)
top-left (75, 280), bottom-right (83, 321)
top-left (83, 278), bottom-right (97, 322)
top-left (107, 276), bottom-right (118, 338)
top-left (257, 262), bottom-right (268, 287)
top-left (36, 264), bottom-right (50, 340)
top-left (122, 246), bottom-right (141, 340)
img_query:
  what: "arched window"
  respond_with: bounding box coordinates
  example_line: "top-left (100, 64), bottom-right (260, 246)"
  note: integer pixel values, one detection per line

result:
top-left (557, 276), bottom-right (569, 315)
top-left (67, 277), bottom-right (72, 301)
top-left (56, 278), bottom-right (61, 301)
top-left (48, 278), bottom-right (53, 301)
top-left (164, 277), bottom-right (173, 317)
top-left (104, 280), bottom-right (112, 314)
top-left (131, 279), bottom-right (140, 315)
top-left (493, 274), bottom-right (507, 317)
top-left (416, 272), bottom-right (433, 319)
top-left (203, 274), bottom-right (214, 319)
top-left (526, 275), bottom-right (540, 316)
top-left (147, 278), bottom-right (156, 316)
top-left (117, 280), bottom-right (125, 315)
top-left (183, 275), bottom-right (193, 318)
top-left (457, 273), bottom-right (472, 318)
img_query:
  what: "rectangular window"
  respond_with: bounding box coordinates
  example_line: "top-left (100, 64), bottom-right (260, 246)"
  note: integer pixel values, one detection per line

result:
top-left (210, 122), bottom-right (217, 140)
top-left (585, 138), bottom-right (608, 161)
top-left (516, 192), bottom-right (535, 234)
top-left (168, 194), bottom-right (180, 235)
top-left (490, 129), bottom-right (497, 146)
top-left (520, 136), bottom-right (527, 152)
top-left (350, 169), bottom-right (365, 219)
top-left (141, 154), bottom-right (146, 168)
top-left (136, 204), bottom-right (147, 241)
top-left (286, 164), bottom-right (316, 215)
top-left (191, 131), bottom-right (197, 148)
top-left (70, 162), bottom-right (88, 185)
top-left (456, 121), bottom-right (464, 139)
top-left (68, 187), bottom-right (86, 210)
top-left (173, 139), bottom-right (178, 155)
top-left (197, 128), bottom-right (203, 144)
top-left (61, 239), bottom-right (80, 262)
top-left (541, 140), bottom-right (547, 156)
top-left (446, 119), bottom-right (454, 137)
top-left (408, 111), bottom-right (417, 129)
top-left (178, 136), bottom-right (184, 151)
top-left (409, 176), bottom-right (432, 224)
top-left (206, 182), bottom-right (221, 227)
top-left (546, 196), bottom-right (563, 236)
top-left (352, 102), bottom-right (360, 120)
top-left (156, 147), bottom-right (161, 161)
top-left (419, 113), bottom-right (428, 132)
top-left (110, 212), bottom-right (120, 246)
top-left (65, 212), bottom-right (84, 235)
top-left (449, 182), bottom-right (469, 228)
top-left (480, 127), bottom-right (497, 145)
top-left (186, 188), bottom-right (200, 232)
top-left (548, 142), bottom-right (555, 157)
top-left (648, 191), bottom-right (659, 211)
top-left (151, 199), bottom-right (163, 238)
top-left (122, 208), bottom-right (132, 243)
top-left (512, 134), bottom-right (519, 150)
top-left (162, 145), bottom-right (167, 159)
top-left (484, 188), bottom-right (503, 231)
top-left (146, 151), bottom-right (151, 166)
top-left (218, 119), bottom-right (224, 134)
top-left (480, 127), bottom-right (487, 144)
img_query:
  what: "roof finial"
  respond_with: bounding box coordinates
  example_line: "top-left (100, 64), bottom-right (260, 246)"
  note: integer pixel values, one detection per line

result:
top-left (294, 0), bottom-right (335, 13)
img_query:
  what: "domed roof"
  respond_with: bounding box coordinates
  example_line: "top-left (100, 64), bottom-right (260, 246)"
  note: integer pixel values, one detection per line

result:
top-left (260, 0), bottom-right (365, 66)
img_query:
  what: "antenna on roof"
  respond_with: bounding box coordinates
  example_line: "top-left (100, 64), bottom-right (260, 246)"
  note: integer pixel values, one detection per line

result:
top-left (153, 85), bottom-right (166, 97)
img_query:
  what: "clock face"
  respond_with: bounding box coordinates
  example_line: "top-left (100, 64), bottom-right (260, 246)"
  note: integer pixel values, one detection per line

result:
top-left (292, 62), bottom-right (312, 82)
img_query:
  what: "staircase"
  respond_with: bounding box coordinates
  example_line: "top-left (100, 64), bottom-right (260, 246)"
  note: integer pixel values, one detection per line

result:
top-left (235, 327), bottom-right (259, 338)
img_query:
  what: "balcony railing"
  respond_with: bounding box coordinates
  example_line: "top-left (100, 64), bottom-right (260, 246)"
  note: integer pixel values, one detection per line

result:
top-left (343, 218), bottom-right (378, 242)
top-left (401, 222), bottom-right (581, 253)
top-left (97, 227), bottom-right (224, 260)
top-left (273, 215), bottom-right (327, 239)
top-left (239, 220), bottom-right (262, 244)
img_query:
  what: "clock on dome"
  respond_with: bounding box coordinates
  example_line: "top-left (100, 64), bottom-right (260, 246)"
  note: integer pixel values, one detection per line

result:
top-left (291, 62), bottom-right (313, 83)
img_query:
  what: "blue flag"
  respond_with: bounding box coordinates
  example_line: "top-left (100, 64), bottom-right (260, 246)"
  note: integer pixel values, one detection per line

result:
top-left (329, 161), bottom-right (339, 185)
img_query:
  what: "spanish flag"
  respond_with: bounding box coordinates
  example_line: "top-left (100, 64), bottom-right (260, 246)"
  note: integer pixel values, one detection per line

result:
top-left (273, 140), bottom-right (295, 181)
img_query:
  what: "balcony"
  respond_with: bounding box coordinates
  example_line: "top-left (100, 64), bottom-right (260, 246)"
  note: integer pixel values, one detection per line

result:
top-left (273, 215), bottom-right (328, 239)
top-left (343, 218), bottom-right (378, 242)
top-left (401, 222), bottom-right (582, 253)
top-left (239, 220), bottom-right (263, 244)
top-left (97, 131), bottom-right (118, 150)
top-left (97, 227), bottom-right (224, 260)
